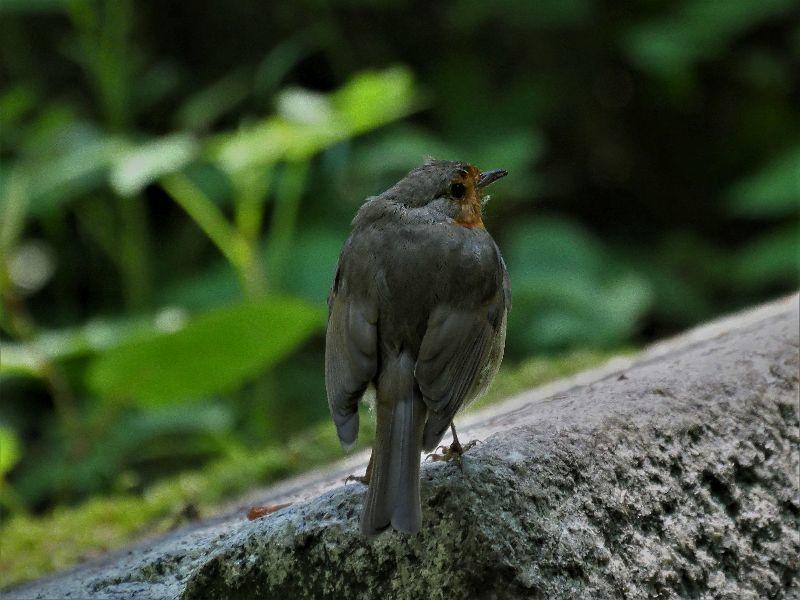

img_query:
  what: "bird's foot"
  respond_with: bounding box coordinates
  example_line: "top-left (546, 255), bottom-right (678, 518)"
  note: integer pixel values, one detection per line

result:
top-left (425, 439), bottom-right (479, 466)
top-left (344, 452), bottom-right (373, 485)
top-left (344, 472), bottom-right (370, 485)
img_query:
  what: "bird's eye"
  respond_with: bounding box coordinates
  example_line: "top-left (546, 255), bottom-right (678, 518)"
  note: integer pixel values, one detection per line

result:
top-left (450, 182), bottom-right (466, 199)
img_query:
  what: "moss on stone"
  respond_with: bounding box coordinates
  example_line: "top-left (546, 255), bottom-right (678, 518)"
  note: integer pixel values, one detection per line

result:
top-left (0, 350), bottom-right (612, 589)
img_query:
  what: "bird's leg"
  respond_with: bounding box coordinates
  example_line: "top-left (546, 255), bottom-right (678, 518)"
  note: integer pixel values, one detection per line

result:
top-left (447, 422), bottom-right (478, 455)
top-left (344, 451), bottom-right (373, 485)
top-left (426, 423), bottom-right (479, 465)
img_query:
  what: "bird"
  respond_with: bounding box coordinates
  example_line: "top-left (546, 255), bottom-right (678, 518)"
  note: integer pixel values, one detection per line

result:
top-left (325, 159), bottom-right (511, 537)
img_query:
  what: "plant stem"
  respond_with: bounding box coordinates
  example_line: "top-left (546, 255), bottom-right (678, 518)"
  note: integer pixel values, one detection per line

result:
top-left (69, 0), bottom-right (133, 132)
top-left (161, 174), bottom-right (263, 296)
top-left (264, 161), bottom-right (308, 291)
top-left (117, 194), bottom-right (152, 311)
top-left (1, 287), bottom-right (86, 456)
top-left (235, 167), bottom-right (272, 246)
top-left (69, 0), bottom-right (149, 311)
top-left (234, 168), bottom-right (271, 297)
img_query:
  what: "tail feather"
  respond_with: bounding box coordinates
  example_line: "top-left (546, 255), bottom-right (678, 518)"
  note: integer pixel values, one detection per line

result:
top-left (361, 352), bottom-right (426, 536)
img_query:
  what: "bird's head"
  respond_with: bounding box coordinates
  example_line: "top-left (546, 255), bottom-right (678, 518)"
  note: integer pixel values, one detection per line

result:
top-left (388, 159), bottom-right (507, 229)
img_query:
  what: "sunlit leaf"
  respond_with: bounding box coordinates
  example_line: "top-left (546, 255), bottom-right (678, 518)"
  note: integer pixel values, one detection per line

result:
top-left (0, 425), bottom-right (21, 478)
top-left (88, 297), bottom-right (325, 406)
top-left (110, 133), bottom-right (199, 196)
top-left (728, 146), bottom-right (800, 218)
top-left (331, 66), bottom-right (418, 134)
top-left (0, 345), bottom-right (41, 378)
top-left (210, 66), bottom-right (419, 173)
top-left (211, 119), bottom-right (328, 173)
top-left (276, 88), bottom-right (334, 125)
top-left (0, 312), bottom-right (185, 380)
top-left (0, 167), bottom-right (29, 252)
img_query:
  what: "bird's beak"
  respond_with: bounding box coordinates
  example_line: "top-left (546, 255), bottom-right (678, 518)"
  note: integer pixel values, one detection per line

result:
top-left (476, 169), bottom-right (508, 189)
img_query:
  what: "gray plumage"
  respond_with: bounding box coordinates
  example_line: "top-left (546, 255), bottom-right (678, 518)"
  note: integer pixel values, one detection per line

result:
top-left (325, 160), bottom-right (510, 536)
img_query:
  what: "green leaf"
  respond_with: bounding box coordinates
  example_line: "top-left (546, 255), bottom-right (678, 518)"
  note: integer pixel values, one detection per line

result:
top-left (133, 61), bottom-right (182, 116)
top-left (506, 217), bottom-right (606, 285)
top-left (504, 217), bottom-right (653, 351)
top-left (210, 117), bottom-right (331, 174)
top-left (732, 223), bottom-right (800, 288)
top-left (0, 0), bottom-right (69, 13)
top-left (0, 85), bottom-right (37, 131)
top-left (160, 227), bottom-right (344, 311)
top-left (624, 0), bottom-right (796, 79)
top-left (0, 314), bottom-right (163, 380)
top-left (110, 133), bottom-right (199, 196)
top-left (282, 228), bottom-right (345, 303)
top-left (0, 167), bottom-right (29, 252)
top-left (330, 66), bottom-right (418, 135)
top-left (159, 260), bottom-right (241, 311)
top-left (621, 232), bottom-right (732, 326)
top-left (252, 30), bottom-right (318, 100)
top-left (728, 146), bottom-right (800, 218)
top-left (88, 297), bottom-right (325, 406)
top-left (210, 66), bottom-right (419, 173)
top-left (276, 88), bottom-right (334, 125)
top-left (354, 126), bottom-right (458, 177)
top-left (0, 425), bottom-right (21, 478)
top-left (25, 132), bottom-right (128, 216)
top-left (174, 68), bottom-right (251, 132)
top-left (0, 345), bottom-right (40, 378)
top-left (12, 402), bottom-right (235, 508)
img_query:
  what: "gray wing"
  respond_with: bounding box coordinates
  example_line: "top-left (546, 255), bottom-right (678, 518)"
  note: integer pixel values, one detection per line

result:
top-left (324, 262), bottom-right (378, 449)
top-left (415, 289), bottom-right (508, 452)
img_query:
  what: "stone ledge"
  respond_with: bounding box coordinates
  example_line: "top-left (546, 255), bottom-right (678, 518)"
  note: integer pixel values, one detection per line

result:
top-left (10, 294), bottom-right (799, 599)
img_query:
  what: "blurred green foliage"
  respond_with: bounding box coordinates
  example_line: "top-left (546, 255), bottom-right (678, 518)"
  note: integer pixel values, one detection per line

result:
top-left (0, 0), bottom-right (797, 584)
top-left (88, 297), bottom-right (324, 406)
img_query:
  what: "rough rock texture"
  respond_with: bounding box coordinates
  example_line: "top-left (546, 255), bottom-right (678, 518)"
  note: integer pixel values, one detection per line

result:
top-left (9, 295), bottom-right (799, 599)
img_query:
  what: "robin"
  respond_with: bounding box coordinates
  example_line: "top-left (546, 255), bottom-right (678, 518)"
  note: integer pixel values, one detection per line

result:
top-left (325, 159), bottom-right (510, 536)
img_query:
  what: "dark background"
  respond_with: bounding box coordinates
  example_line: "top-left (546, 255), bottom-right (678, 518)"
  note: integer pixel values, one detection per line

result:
top-left (0, 0), bottom-right (797, 585)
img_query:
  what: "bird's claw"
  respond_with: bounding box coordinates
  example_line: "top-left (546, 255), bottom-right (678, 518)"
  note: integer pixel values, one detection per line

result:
top-left (425, 439), bottom-right (479, 467)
